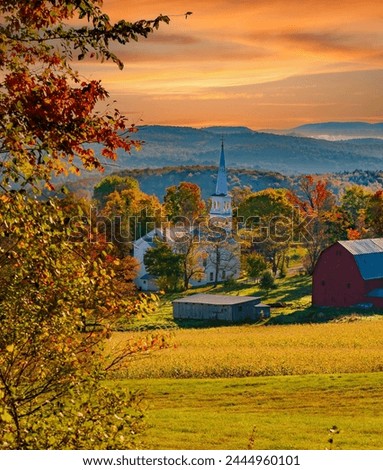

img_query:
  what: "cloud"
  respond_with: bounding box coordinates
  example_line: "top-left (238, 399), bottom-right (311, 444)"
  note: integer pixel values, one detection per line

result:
top-left (99, 33), bottom-right (270, 65)
top-left (112, 69), bottom-right (383, 129)
top-left (143, 33), bottom-right (201, 46)
top-left (97, 0), bottom-right (383, 74)
top-left (87, 1), bottom-right (383, 129)
top-left (281, 31), bottom-right (383, 58)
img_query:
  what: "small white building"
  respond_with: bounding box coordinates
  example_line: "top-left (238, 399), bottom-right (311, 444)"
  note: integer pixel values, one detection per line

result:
top-left (133, 228), bottom-right (162, 291)
top-left (133, 142), bottom-right (240, 291)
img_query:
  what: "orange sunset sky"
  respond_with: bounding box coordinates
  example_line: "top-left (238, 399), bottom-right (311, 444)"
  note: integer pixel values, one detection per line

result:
top-left (82, 0), bottom-right (383, 129)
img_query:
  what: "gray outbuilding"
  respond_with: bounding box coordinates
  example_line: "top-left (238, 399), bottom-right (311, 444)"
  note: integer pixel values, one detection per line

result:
top-left (172, 293), bottom-right (270, 322)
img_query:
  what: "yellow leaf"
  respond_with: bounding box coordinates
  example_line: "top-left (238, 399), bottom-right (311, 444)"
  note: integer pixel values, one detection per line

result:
top-left (6, 344), bottom-right (14, 353)
top-left (1, 411), bottom-right (13, 423)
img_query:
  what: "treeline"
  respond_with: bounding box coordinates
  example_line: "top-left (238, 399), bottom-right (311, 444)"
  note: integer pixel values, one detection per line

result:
top-left (64, 167), bottom-right (383, 202)
top-left (91, 173), bottom-right (383, 291)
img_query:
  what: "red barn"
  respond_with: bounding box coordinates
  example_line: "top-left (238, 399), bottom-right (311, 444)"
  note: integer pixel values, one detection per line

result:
top-left (312, 238), bottom-right (383, 308)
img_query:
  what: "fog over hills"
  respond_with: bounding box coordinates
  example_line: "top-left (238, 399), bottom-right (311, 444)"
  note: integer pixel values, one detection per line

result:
top-left (263, 122), bottom-right (383, 141)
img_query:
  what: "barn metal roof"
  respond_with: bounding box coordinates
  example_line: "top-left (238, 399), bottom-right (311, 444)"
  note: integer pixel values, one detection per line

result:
top-left (367, 288), bottom-right (383, 298)
top-left (338, 238), bottom-right (383, 280)
top-left (173, 293), bottom-right (261, 306)
top-left (338, 238), bottom-right (383, 255)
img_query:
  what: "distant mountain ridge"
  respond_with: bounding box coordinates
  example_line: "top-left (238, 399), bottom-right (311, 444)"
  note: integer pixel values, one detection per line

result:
top-left (115, 124), bottom-right (383, 174)
top-left (57, 123), bottom-right (383, 196)
top-left (201, 126), bottom-right (255, 135)
top-left (264, 121), bottom-right (383, 140)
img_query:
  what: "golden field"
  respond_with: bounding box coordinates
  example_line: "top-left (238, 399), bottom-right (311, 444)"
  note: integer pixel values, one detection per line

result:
top-left (107, 317), bottom-right (383, 379)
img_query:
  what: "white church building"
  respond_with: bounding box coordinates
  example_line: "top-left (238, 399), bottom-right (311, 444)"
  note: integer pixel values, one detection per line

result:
top-left (133, 142), bottom-right (240, 291)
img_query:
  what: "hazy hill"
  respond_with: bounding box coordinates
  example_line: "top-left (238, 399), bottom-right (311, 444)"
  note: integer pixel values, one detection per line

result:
top-left (56, 124), bottom-right (383, 199)
top-left (106, 125), bottom-right (383, 175)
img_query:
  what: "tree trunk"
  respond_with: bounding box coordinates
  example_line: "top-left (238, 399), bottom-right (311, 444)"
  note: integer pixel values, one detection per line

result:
top-left (214, 246), bottom-right (220, 287)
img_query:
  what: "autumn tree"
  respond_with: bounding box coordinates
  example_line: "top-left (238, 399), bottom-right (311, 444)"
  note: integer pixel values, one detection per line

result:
top-left (180, 240), bottom-right (206, 289)
top-left (292, 175), bottom-right (335, 214)
top-left (340, 186), bottom-right (371, 228)
top-left (245, 252), bottom-right (268, 282)
top-left (100, 180), bottom-right (162, 257)
top-left (93, 175), bottom-right (140, 207)
top-left (288, 175), bottom-right (339, 274)
top-left (0, 194), bottom-right (162, 449)
top-left (366, 190), bottom-right (383, 237)
top-left (161, 182), bottom-right (207, 289)
top-left (293, 175), bottom-right (354, 244)
top-left (160, 226), bottom-right (205, 290)
top-left (238, 188), bottom-right (294, 277)
top-left (0, 0), bottom-right (171, 449)
top-left (338, 185), bottom-right (373, 239)
top-left (201, 232), bottom-right (240, 287)
top-left (0, 1), bottom-right (170, 188)
top-left (144, 239), bottom-right (184, 292)
top-left (164, 181), bottom-right (205, 224)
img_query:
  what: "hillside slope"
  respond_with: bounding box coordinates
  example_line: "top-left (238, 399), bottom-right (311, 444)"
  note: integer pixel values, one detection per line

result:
top-left (112, 125), bottom-right (383, 175)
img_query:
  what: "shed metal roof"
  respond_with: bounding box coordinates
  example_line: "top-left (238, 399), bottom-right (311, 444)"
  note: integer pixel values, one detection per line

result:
top-left (173, 293), bottom-right (260, 306)
top-left (338, 238), bottom-right (383, 280)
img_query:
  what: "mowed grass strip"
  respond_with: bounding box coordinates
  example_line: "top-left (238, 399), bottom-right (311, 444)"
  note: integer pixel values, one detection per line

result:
top-left (109, 320), bottom-right (383, 379)
top-left (115, 373), bottom-right (383, 450)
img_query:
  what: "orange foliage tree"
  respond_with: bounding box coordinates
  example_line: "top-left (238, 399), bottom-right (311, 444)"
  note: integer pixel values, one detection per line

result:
top-left (0, 0), bottom-right (171, 449)
top-left (164, 181), bottom-right (206, 223)
top-left (288, 175), bottom-right (342, 274)
top-left (0, 0), bottom-right (170, 189)
top-left (102, 184), bottom-right (162, 257)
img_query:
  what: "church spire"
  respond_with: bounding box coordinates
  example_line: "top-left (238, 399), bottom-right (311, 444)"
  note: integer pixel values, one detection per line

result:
top-left (209, 139), bottom-right (232, 229)
top-left (215, 138), bottom-right (228, 196)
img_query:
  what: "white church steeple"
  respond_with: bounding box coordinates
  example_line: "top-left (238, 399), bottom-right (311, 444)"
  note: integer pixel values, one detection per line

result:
top-left (209, 140), bottom-right (232, 230)
top-left (215, 140), bottom-right (228, 196)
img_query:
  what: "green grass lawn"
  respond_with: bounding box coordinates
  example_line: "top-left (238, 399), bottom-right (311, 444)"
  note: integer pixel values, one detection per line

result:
top-left (115, 373), bottom-right (383, 450)
top-left (108, 317), bottom-right (383, 449)
top-left (121, 273), bottom-right (383, 330)
top-left (123, 274), bottom-right (313, 331)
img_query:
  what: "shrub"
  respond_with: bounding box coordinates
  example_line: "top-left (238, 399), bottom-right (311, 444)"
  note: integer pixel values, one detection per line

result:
top-left (260, 271), bottom-right (276, 290)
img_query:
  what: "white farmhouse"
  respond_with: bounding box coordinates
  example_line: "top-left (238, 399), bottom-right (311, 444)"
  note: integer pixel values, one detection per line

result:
top-left (133, 228), bottom-right (163, 291)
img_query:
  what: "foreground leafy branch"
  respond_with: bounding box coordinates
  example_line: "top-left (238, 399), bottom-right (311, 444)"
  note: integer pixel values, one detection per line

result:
top-left (0, 0), bottom-right (169, 190)
top-left (0, 0), bottom-right (171, 449)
